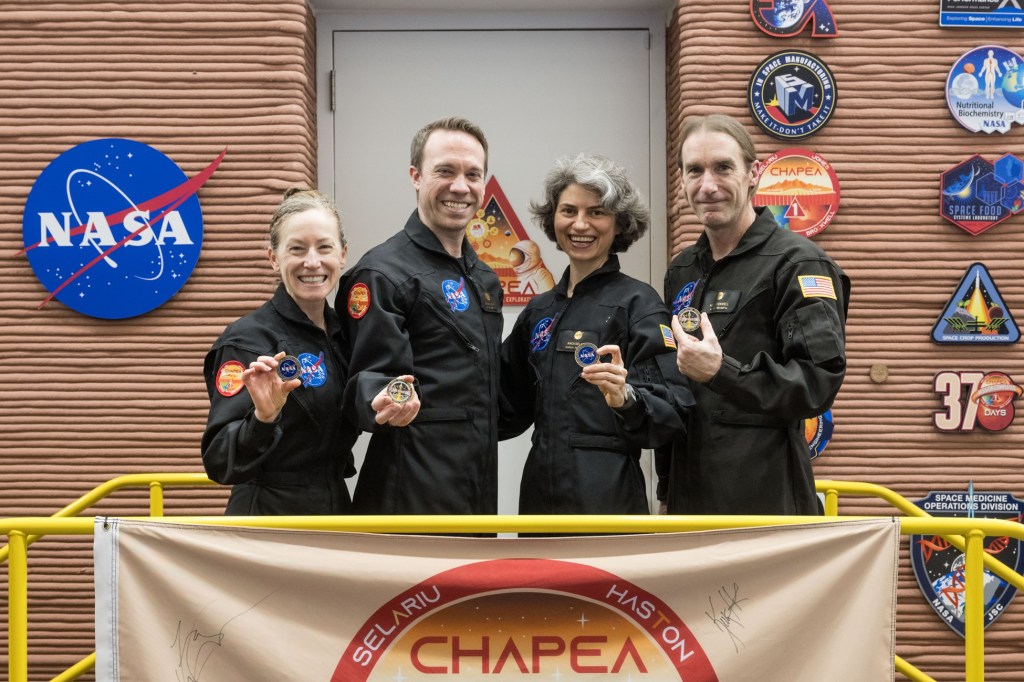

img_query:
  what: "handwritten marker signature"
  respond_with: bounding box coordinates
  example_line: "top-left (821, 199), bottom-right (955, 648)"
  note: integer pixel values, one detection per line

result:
top-left (705, 583), bottom-right (748, 653)
top-left (170, 592), bottom-right (274, 682)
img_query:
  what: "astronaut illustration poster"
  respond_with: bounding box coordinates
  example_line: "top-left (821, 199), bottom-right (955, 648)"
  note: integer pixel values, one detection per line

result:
top-left (465, 176), bottom-right (554, 307)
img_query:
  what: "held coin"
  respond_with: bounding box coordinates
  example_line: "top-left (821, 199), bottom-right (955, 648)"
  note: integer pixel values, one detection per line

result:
top-left (277, 355), bottom-right (301, 381)
top-left (574, 343), bottom-right (599, 367)
top-left (386, 378), bottom-right (414, 404)
top-left (677, 307), bottom-right (702, 333)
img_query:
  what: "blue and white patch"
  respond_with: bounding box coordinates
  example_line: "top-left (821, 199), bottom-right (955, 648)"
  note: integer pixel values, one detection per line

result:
top-left (298, 351), bottom-right (327, 388)
top-left (442, 278), bottom-right (471, 312)
top-left (751, 0), bottom-right (838, 38)
top-left (671, 280), bottom-right (699, 315)
top-left (748, 50), bottom-right (837, 140)
top-left (910, 489), bottom-right (1024, 637)
top-left (20, 138), bottom-right (222, 319)
top-left (946, 46), bottom-right (1024, 135)
top-left (530, 317), bottom-right (554, 352)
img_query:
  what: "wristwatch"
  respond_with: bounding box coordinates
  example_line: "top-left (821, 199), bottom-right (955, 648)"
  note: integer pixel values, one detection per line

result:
top-left (620, 383), bottom-right (637, 410)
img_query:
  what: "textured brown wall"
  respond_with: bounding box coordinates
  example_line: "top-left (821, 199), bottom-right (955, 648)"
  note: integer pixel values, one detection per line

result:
top-left (0, 2), bottom-right (318, 678)
top-left (668, 1), bottom-right (1024, 679)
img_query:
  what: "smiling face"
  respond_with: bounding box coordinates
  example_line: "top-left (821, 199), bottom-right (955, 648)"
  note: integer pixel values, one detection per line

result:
top-left (680, 129), bottom-right (759, 235)
top-left (553, 183), bottom-right (618, 277)
top-left (410, 129), bottom-right (486, 242)
top-left (269, 207), bottom-right (347, 319)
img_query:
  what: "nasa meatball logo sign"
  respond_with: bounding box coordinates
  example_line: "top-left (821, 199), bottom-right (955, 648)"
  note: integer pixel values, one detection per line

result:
top-left (748, 51), bottom-right (837, 140)
top-left (910, 491), bottom-right (1024, 637)
top-left (19, 139), bottom-right (223, 319)
top-left (331, 558), bottom-right (716, 680)
top-left (750, 0), bottom-right (838, 38)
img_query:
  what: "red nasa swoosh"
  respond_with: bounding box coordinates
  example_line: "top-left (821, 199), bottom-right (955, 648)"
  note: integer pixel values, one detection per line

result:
top-left (18, 149), bottom-right (226, 308)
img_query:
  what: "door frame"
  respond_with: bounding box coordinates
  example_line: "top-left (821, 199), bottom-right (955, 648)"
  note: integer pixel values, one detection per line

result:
top-left (314, 6), bottom-right (673, 286)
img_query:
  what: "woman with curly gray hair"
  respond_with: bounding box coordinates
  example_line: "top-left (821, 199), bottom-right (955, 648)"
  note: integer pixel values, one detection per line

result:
top-left (499, 154), bottom-right (692, 521)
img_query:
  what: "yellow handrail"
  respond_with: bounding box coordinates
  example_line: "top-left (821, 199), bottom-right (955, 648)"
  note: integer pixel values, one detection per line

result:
top-left (1, 475), bottom-right (1020, 682)
top-left (0, 473), bottom-right (216, 564)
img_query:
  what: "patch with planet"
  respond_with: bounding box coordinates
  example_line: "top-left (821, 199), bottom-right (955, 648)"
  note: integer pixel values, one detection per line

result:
top-left (946, 45), bottom-right (1024, 134)
top-left (940, 153), bottom-right (1024, 236)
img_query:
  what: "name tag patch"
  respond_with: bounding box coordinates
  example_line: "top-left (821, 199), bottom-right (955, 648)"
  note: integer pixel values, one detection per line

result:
top-left (557, 329), bottom-right (599, 352)
top-left (703, 290), bottom-right (741, 314)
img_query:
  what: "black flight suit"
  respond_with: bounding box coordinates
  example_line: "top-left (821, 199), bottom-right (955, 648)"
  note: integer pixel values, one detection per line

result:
top-left (337, 211), bottom-right (503, 515)
top-left (202, 285), bottom-right (356, 515)
top-left (661, 208), bottom-right (850, 515)
top-left (501, 256), bottom-right (692, 514)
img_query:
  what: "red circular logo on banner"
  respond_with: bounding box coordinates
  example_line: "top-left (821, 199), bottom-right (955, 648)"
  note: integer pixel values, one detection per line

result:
top-left (332, 558), bottom-right (717, 681)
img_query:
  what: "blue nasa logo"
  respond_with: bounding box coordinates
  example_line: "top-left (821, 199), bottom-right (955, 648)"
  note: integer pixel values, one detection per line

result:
top-left (750, 0), bottom-right (838, 38)
top-left (530, 317), bottom-right (554, 352)
top-left (671, 281), bottom-right (699, 315)
top-left (442, 278), bottom-right (471, 312)
top-left (748, 51), bottom-right (837, 140)
top-left (298, 351), bottom-right (327, 388)
top-left (20, 138), bottom-right (223, 319)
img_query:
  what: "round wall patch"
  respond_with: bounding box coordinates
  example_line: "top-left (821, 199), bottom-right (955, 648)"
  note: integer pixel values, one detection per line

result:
top-left (748, 51), bottom-right (837, 140)
top-left (216, 360), bottom-right (245, 397)
top-left (946, 46), bottom-right (1024, 135)
top-left (754, 148), bottom-right (840, 237)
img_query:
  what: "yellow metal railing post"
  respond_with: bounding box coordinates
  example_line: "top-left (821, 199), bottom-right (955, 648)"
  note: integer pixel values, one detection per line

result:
top-left (823, 487), bottom-right (839, 516)
top-left (149, 481), bottom-right (165, 517)
top-left (8, 530), bottom-right (28, 682)
top-left (964, 529), bottom-right (985, 682)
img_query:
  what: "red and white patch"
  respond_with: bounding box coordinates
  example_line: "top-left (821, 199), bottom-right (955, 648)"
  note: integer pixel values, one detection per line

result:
top-left (215, 360), bottom-right (246, 397)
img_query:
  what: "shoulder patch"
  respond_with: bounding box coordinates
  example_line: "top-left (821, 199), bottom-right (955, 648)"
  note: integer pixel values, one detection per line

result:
top-left (660, 324), bottom-right (677, 349)
top-left (348, 283), bottom-right (370, 319)
top-left (797, 274), bottom-right (837, 299)
top-left (215, 360), bottom-right (246, 397)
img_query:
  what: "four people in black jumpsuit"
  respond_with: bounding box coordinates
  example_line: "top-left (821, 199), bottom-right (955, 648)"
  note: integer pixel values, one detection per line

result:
top-left (202, 114), bottom-right (848, 519)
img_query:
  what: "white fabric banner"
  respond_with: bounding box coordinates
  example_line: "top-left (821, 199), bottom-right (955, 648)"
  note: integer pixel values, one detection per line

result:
top-left (94, 518), bottom-right (897, 681)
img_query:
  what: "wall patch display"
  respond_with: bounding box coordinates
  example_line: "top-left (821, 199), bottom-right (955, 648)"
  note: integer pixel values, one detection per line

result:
top-left (941, 154), bottom-right (1024, 235)
top-left (934, 370), bottom-right (1023, 432)
top-left (748, 51), bottom-right (837, 140)
top-left (754, 148), bottom-right (839, 237)
top-left (932, 262), bottom-right (1019, 344)
top-left (946, 45), bottom-right (1024, 134)
top-left (750, 0), bottom-right (838, 38)
top-left (910, 489), bottom-right (1024, 637)
top-left (940, 0), bottom-right (1024, 28)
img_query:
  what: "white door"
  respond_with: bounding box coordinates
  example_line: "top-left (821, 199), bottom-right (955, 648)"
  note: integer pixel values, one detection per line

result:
top-left (332, 28), bottom-right (658, 514)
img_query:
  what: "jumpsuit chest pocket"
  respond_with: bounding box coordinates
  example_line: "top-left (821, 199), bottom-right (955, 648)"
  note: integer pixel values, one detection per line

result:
top-left (703, 278), bottom-right (771, 340)
top-left (417, 293), bottom-right (479, 352)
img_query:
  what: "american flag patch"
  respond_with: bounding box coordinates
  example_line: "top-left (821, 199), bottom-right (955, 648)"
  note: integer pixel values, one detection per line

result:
top-left (660, 324), bottom-right (677, 349)
top-left (798, 275), bottom-right (837, 300)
